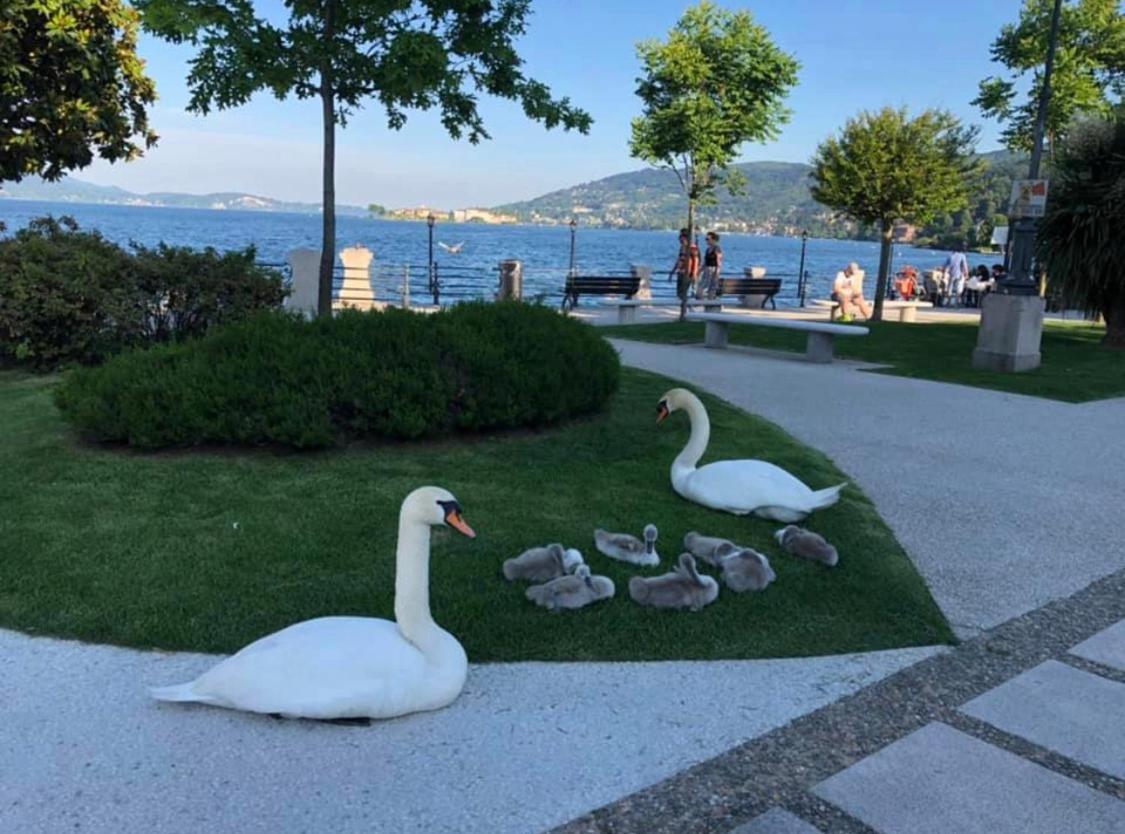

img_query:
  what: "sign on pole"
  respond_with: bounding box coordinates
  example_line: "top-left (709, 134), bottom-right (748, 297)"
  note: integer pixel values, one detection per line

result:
top-left (1009, 179), bottom-right (1049, 218)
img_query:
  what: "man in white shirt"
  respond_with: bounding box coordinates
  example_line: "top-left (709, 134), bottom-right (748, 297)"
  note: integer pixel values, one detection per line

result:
top-left (943, 247), bottom-right (970, 307)
top-left (832, 262), bottom-right (872, 320)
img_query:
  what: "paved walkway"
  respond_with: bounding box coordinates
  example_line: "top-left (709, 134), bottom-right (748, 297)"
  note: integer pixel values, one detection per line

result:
top-left (557, 567), bottom-right (1125, 834)
top-left (612, 339), bottom-right (1125, 637)
top-left (0, 629), bottom-right (937, 834)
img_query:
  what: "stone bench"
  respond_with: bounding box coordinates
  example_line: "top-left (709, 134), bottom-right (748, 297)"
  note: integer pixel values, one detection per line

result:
top-left (686, 312), bottom-right (869, 363)
top-left (811, 298), bottom-right (931, 323)
top-left (600, 298), bottom-right (723, 324)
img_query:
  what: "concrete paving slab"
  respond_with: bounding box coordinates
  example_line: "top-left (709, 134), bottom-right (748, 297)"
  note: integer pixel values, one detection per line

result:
top-left (612, 339), bottom-right (1125, 637)
top-left (960, 659), bottom-right (1125, 779)
top-left (813, 722), bottom-right (1125, 834)
top-left (1070, 619), bottom-right (1125, 672)
top-left (729, 808), bottom-right (823, 834)
top-left (0, 628), bottom-right (940, 834)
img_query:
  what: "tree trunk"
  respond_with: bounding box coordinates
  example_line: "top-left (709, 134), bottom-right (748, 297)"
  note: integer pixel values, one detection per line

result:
top-left (316, 2), bottom-right (337, 318)
top-left (1103, 294), bottom-right (1125, 350)
top-left (872, 220), bottom-right (893, 322)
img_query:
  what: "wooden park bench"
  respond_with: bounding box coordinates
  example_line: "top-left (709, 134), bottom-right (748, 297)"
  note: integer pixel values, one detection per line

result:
top-left (811, 298), bottom-right (930, 323)
top-left (685, 312), bottom-right (869, 363)
top-left (716, 277), bottom-right (783, 309)
top-left (561, 274), bottom-right (641, 313)
top-left (600, 297), bottom-right (723, 324)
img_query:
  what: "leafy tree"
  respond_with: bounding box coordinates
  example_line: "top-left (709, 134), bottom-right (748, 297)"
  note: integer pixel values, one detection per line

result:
top-left (810, 108), bottom-right (981, 320)
top-left (139, 0), bottom-right (591, 317)
top-left (629, 1), bottom-right (799, 240)
top-left (974, 0), bottom-right (1125, 154)
top-left (367, 203), bottom-right (386, 216)
top-left (0, 0), bottom-right (157, 185)
top-left (1036, 110), bottom-right (1125, 347)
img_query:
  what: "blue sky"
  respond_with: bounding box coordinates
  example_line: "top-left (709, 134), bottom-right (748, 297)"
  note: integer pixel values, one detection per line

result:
top-left (82, 0), bottom-right (1021, 207)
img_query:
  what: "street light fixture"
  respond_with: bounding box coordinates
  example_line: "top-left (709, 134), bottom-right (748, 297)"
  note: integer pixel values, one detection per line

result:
top-left (1001, 0), bottom-right (1062, 295)
top-left (798, 229), bottom-right (809, 307)
top-left (972, 0), bottom-right (1061, 373)
top-left (568, 218), bottom-right (577, 277)
top-left (426, 213), bottom-right (436, 304)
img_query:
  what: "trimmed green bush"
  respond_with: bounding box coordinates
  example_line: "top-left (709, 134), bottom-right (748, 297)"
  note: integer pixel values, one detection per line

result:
top-left (0, 216), bottom-right (286, 368)
top-left (0, 217), bottom-right (142, 367)
top-left (55, 303), bottom-right (620, 449)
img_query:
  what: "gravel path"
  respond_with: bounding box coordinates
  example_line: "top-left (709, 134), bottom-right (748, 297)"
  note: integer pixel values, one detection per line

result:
top-left (612, 338), bottom-right (1125, 637)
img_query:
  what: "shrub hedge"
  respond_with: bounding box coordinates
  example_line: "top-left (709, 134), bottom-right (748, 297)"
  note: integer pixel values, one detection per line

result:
top-left (0, 216), bottom-right (286, 368)
top-left (55, 303), bottom-right (621, 449)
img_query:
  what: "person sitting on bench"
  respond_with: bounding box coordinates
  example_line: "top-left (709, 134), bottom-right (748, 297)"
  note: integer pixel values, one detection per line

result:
top-left (833, 262), bottom-right (872, 321)
top-left (893, 266), bottom-right (919, 301)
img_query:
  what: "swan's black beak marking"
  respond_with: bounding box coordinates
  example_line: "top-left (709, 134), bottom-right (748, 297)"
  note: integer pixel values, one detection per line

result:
top-left (438, 500), bottom-right (476, 539)
top-left (656, 401), bottom-right (669, 424)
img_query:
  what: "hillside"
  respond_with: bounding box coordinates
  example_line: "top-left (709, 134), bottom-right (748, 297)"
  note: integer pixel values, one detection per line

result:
top-left (0, 177), bottom-right (369, 216)
top-left (495, 150), bottom-right (1028, 245)
top-left (495, 161), bottom-right (835, 236)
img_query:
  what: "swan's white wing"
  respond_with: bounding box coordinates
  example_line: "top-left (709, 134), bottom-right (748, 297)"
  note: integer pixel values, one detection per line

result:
top-left (187, 616), bottom-right (432, 719)
top-left (680, 459), bottom-right (816, 514)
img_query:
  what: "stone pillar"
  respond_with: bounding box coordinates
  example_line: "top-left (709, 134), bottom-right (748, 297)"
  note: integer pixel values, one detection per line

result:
top-left (972, 293), bottom-right (1045, 372)
top-left (336, 245), bottom-right (375, 311)
top-left (631, 264), bottom-right (653, 300)
top-left (498, 260), bottom-right (523, 301)
top-left (285, 249), bottom-right (320, 319)
top-left (739, 266), bottom-right (768, 308)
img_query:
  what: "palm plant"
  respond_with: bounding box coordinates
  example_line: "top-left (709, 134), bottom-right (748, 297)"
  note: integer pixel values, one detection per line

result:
top-left (1036, 110), bottom-right (1125, 348)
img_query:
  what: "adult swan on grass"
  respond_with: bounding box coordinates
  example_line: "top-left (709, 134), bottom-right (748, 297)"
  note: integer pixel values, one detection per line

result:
top-left (150, 486), bottom-right (476, 721)
top-left (657, 388), bottom-right (845, 522)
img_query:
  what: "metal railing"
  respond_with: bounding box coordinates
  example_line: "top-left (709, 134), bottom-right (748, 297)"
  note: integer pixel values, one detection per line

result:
top-left (261, 257), bottom-right (828, 312)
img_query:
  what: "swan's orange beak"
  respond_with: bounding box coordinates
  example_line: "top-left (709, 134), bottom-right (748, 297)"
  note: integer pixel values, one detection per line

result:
top-left (445, 510), bottom-right (476, 539)
top-left (656, 401), bottom-right (669, 424)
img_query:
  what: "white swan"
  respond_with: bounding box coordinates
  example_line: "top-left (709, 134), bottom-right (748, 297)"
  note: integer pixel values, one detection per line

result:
top-left (657, 388), bottom-right (845, 522)
top-left (149, 486), bottom-right (476, 721)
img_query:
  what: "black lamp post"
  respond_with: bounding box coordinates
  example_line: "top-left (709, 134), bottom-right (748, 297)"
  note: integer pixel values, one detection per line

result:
top-left (426, 213), bottom-right (436, 303)
top-left (568, 218), bottom-right (577, 277)
top-left (1001, 0), bottom-right (1062, 295)
top-left (797, 229), bottom-right (809, 307)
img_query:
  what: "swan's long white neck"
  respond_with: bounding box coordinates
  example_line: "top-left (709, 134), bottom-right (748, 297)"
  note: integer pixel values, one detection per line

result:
top-left (673, 395), bottom-right (710, 482)
top-left (394, 512), bottom-right (436, 646)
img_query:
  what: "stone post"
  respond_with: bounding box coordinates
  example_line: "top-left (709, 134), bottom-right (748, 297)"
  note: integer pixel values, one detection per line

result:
top-left (337, 245), bottom-right (376, 311)
top-left (498, 260), bottom-right (523, 301)
top-left (740, 266), bottom-right (768, 308)
top-left (285, 249), bottom-right (320, 319)
top-left (972, 294), bottom-right (1045, 372)
top-left (631, 264), bottom-right (653, 300)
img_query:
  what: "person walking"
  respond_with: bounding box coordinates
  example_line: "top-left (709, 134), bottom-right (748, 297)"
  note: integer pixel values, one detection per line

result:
top-left (942, 246), bottom-right (970, 307)
top-left (698, 232), bottom-right (723, 299)
top-left (669, 228), bottom-right (700, 318)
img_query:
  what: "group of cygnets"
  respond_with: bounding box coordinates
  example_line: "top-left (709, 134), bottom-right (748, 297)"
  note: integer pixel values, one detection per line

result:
top-left (502, 522), bottom-right (838, 613)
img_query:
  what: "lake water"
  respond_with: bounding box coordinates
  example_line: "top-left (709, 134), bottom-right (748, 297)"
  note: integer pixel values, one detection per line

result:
top-left (0, 199), bottom-right (972, 307)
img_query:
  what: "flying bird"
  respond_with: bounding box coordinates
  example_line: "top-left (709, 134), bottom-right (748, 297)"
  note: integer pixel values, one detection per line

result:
top-left (438, 241), bottom-right (465, 254)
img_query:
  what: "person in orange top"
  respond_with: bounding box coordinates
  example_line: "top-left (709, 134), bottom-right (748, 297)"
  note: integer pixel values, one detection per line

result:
top-left (894, 266), bottom-right (918, 301)
top-left (669, 228), bottom-right (701, 302)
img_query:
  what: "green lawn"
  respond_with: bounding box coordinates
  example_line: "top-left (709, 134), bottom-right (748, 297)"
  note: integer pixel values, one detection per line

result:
top-left (600, 319), bottom-right (1124, 403)
top-left (0, 368), bottom-right (952, 661)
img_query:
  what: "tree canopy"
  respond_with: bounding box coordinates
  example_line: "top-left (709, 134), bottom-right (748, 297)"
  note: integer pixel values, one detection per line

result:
top-left (810, 107), bottom-right (980, 319)
top-left (0, 0), bottom-right (157, 184)
top-left (1035, 109), bottom-right (1125, 348)
top-left (974, 0), bottom-right (1125, 153)
top-left (629, 1), bottom-right (799, 238)
top-left (139, 0), bottom-right (591, 315)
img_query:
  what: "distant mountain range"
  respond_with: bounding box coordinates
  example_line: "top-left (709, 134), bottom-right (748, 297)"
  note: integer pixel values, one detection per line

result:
top-left (494, 150), bottom-right (1025, 241)
top-left (0, 177), bottom-right (369, 217)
